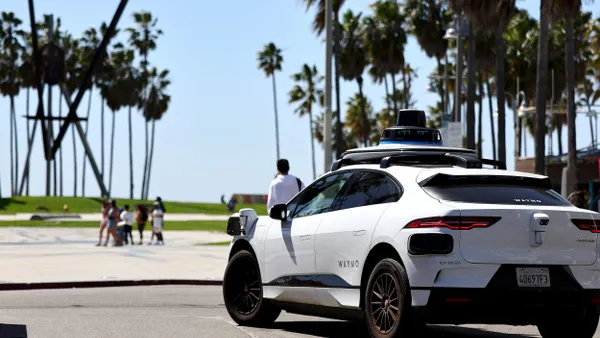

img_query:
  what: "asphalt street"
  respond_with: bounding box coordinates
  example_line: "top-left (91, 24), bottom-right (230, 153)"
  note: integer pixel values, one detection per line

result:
top-left (0, 286), bottom-right (595, 338)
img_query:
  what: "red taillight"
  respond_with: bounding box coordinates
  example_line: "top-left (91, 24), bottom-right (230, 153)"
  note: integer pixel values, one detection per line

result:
top-left (571, 219), bottom-right (600, 233)
top-left (406, 216), bottom-right (501, 230)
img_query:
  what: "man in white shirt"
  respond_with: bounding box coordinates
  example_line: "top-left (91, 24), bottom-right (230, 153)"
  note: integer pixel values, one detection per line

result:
top-left (267, 159), bottom-right (305, 211)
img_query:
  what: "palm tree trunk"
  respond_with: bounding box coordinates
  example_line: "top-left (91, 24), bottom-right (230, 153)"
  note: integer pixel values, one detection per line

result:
top-left (436, 58), bottom-right (445, 117)
top-left (466, 22), bottom-right (476, 151)
top-left (485, 77), bottom-right (497, 160)
top-left (141, 120), bottom-right (149, 199)
top-left (357, 77), bottom-right (369, 147)
top-left (11, 96), bottom-right (19, 197)
top-left (108, 110), bottom-right (116, 196)
top-left (390, 73), bottom-right (398, 115)
top-left (25, 88), bottom-right (30, 196)
top-left (82, 87), bottom-right (93, 196)
top-left (495, 27), bottom-right (507, 165)
top-left (477, 68), bottom-right (483, 158)
top-left (101, 97), bottom-right (105, 187)
top-left (145, 120), bottom-right (157, 200)
top-left (334, 18), bottom-right (343, 160)
top-left (271, 73), bottom-right (281, 161)
top-left (128, 106), bottom-right (134, 199)
top-left (556, 115), bottom-right (564, 156)
top-left (59, 94), bottom-right (64, 196)
top-left (9, 96), bottom-right (15, 196)
top-left (309, 112), bottom-right (316, 180)
top-left (534, 3), bottom-right (549, 175)
top-left (565, 14), bottom-right (577, 195)
top-left (402, 69), bottom-right (408, 109)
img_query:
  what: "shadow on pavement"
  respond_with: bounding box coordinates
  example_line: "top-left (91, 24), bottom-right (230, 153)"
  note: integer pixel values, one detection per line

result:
top-left (271, 321), bottom-right (536, 338)
top-left (0, 323), bottom-right (28, 338)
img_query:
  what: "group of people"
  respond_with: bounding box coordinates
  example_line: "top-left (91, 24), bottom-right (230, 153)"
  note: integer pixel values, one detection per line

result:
top-left (96, 197), bottom-right (167, 247)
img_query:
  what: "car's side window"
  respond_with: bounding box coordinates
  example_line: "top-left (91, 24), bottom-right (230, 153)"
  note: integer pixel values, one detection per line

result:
top-left (287, 172), bottom-right (353, 219)
top-left (336, 171), bottom-right (401, 211)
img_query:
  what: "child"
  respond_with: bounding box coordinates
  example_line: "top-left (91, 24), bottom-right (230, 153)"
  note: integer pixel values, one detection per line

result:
top-left (120, 205), bottom-right (134, 245)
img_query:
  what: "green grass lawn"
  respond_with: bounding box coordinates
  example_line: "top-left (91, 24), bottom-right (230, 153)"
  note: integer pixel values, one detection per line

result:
top-left (0, 220), bottom-right (228, 232)
top-left (197, 241), bottom-right (231, 246)
top-left (0, 196), bottom-right (267, 215)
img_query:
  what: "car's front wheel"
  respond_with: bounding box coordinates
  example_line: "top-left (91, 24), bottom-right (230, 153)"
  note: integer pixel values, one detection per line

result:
top-left (223, 250), bottom-right (281, 327)
top-left (364, 258), bottom-right (419, 338)
top-left (537, 306), bottom-right (599, 338)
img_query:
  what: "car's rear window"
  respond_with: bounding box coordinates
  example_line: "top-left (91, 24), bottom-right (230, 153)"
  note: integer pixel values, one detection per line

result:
top-left (421, 174), bottom-right (571, 206)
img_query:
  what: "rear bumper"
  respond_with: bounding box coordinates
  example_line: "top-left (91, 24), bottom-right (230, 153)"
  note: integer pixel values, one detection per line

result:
top-left (414, 287), bottom-right (600, 325)
top-left (413, 264), bottom-right (600, 325)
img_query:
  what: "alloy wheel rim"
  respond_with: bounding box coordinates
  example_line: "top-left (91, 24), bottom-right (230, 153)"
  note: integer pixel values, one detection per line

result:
top-left (369, 272), bottom-right (400, 334)
top-left (226, 258), bottom-right (262, 315)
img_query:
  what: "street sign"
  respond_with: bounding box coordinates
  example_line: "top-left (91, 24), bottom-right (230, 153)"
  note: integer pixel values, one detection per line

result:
top-left (442, 122), bottom-right (463, 148)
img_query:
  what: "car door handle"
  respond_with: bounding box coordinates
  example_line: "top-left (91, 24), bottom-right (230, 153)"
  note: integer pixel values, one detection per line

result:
top-left (299, 235), bottom-right (311, 241)
top-left (353, 230), bottom-right (366, 237)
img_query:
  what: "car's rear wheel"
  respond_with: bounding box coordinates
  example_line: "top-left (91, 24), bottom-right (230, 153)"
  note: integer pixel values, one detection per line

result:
top-left (364, 258), bottom-right (419, 338)
top-left (537, 306), bottom-right (599, 338)
top-left (223, 250), bottom-right (281, 327)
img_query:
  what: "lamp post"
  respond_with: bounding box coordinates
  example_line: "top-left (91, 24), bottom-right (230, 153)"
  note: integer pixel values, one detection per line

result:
top-left (444, 17), bottom-right (469, 123)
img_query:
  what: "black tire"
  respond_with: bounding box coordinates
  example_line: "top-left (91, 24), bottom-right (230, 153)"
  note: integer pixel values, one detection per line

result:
top-left (537, 306), bottom-right (599, 338)
top-left (223, 250), bottom-right (281, 327)
top-left (363, 258), bottom-right (417, 338)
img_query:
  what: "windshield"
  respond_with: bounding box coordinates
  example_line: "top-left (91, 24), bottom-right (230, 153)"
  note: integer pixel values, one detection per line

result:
top-left (421, 174), bottom-right (571, 206)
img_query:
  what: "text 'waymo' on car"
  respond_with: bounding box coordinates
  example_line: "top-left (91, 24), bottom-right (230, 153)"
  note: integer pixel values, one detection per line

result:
top-left (222, 144), bottom-right (600, 338)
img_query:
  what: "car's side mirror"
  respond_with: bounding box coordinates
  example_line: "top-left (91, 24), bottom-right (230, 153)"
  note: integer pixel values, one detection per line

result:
top-left (269, 204), bottom-right (288, 221)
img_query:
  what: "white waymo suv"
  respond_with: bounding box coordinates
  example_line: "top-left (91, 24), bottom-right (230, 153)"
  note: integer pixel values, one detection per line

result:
top-left (222, 145), bottom-right (600, 338)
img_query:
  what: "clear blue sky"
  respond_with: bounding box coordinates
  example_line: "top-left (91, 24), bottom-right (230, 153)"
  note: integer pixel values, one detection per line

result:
top-left (0, 0), bottom-right (598, 202)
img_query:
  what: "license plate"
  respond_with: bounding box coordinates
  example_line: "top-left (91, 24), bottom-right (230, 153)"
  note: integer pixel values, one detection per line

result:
top-left (516, 267), bottom-right (550, 287)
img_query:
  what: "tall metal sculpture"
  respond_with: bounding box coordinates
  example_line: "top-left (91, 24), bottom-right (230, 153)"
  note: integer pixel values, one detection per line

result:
top-left (19, 0), bottom-right (129, 197)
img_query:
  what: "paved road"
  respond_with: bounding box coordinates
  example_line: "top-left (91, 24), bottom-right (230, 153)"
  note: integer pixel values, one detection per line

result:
top-left (0, 286), bottom-right (595, 338)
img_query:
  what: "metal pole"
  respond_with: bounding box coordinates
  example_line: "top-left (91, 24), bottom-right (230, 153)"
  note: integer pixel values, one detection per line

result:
top-left (323, 0), bottom-right (333, 173)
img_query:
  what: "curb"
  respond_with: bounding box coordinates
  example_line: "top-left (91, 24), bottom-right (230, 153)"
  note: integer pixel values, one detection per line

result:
top-left (0, 279), bottom-right (223, 291)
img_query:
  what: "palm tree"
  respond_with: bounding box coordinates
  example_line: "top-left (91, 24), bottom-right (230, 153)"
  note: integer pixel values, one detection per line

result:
top-left (534, 0), bottom-right (551, 174)
top-left (126, 11), bottom-right (163, 199)
top-left (59, 31), bottom-right (82, 196)
top-left (257, 42), bottom-right (283, 162)
top-left (143, 67), bottom-right (170, 200)
top-left (18, 30), bottom-right (37, 196)
top-left (0, 12), bottom-right (25, 196)
top-left (344, 93), bottom-right (374, 147)
top-left (302, 0), bottom-right (346, 159)
top-left (548, 0), bottom-right (583, 195)
top-left (364, 1), bottom-right (407, 114)
top-left (289, 64), bottom-right (323, 180)
top-left (118, 49), bottom-right (141, 200)
top-left (451, 0), bottom-right (516, 165)
top-left (339, 9), bottom-right (369, 146)
top-left (79, 26), bottom-right (103, 196)
top-left (404, 0), bottom-right (451, 113)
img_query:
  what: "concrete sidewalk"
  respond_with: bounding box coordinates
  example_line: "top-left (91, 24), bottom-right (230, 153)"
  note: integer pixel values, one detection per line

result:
top-left (0, 228), bottom-right (230, 284)
top-left (0, 213), bottom-right (230, 222)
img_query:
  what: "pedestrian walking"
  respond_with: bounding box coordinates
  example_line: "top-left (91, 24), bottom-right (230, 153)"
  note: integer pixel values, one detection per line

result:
top-left (150, 202), bottom-right (165, 245)
top-left (267, 159), bottom-right (305, 211)
top-left (134, 204), bottom-right (148, 245)
top-left (104, 200), bottom-right (123, 247)
top-left (120, 205), bottom-right (134, 245)
top-left (96, 199), bottom-right (109, 247)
